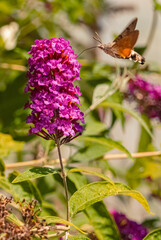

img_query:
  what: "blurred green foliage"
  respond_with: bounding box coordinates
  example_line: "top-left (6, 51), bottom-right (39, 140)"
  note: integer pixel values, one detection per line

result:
top-left (0, 0), bottom-right (161, 239)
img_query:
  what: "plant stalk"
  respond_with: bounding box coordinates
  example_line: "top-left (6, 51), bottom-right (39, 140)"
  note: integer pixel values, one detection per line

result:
top-left (56, 138), bottom-right (70, 224)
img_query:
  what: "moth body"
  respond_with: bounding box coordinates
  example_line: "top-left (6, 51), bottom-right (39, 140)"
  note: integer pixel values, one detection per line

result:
top-left (129, 50), bottom-right (145, 65)
top-left (98, 42), bottom-right (121, 58)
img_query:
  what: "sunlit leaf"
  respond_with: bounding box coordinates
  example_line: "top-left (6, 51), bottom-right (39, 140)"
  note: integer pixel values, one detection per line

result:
top-left (43, 216), bottom-right (87, 234)
top-left (0, 176), bottom-right (11, 192)
top-left (68, 171), bottom-right (121, 239)
top-left (84, 120), bottom-right (107, 136)
top-left (0, 1), bottom-right (14, 14)
top-left (154, 0), bottom-right (161, 10)
top-left (0, 132), bottom-right (24, 158)
top-left (127, 158), bottom-right (161, 185)
top-left (140, 160), bottom-right (161, 179)
top-left (99, 101), bottom-right (153, 138)
top-left (78, 136), bottom-right (132, 159)
top-left (138, 115), bottom-right (152, 152)
top-left (12, 167), bottom-right (57, 183)
top-left (71, 143), bottom-right (111, 162)
top-left (40, 201), bottom-right (57, 217)
top-left (85, 202), bottom-right (121, 240)
top-left (143, 228), bottom-right (161, 239)
top-left (9, 171), bottom-right (42, 203)
top-left (68, 172), bottom-right (88, 190)
top-left (7, 213), bottom-right (24, 227)
top-left (0, 158), bottom-right (5, 176)
top-left (69, 236), bottom-right (91, 240)
top-left (69, 181), bottom-right (150, 217)
top-left (68, 168), bottom-right (114, 185)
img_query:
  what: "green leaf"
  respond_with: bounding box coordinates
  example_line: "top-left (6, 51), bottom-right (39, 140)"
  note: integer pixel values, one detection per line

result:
top-left (139, 160), bottom-right (161, 179)
top-left (43, 216), bottom-right (87, 234)
top-left (0, 1), bottom-right (14, 14)
top-left (12, 167), bottom-right (57, 183)
top-left (69, 236), bottom-right (91, 240)
top-left (69, 181), bottom-right (150, 217)
top-left (0, 176), bottom-right (11, 192)
top-left (84, 120), bottom-right (107, 136)
top-left (8, 171), bottom-right (42, 203)
top-left (0, 158), bottom-right (5, 176)
top-left (71, 143), bottom-right (111, 162)
top-left (37, 174), bottom-right (56, 196)
top-left (68, 172), bottom-right (88, 190)
top-left (7, 213), bottom-right (24, 227)
top-left (0, 132), bottom-right (24, 158)
top-left (154, 0), bottom-right (161, 10)
top-left (85, 202), bottom-right (121, 240)
top-left (127, 158), bottom-right (161, 185)
top-left (100, 101), bottom-right (153, 138)
top-left (68, 172), bottom-right (120, 239)
top-left (107, 91), bottom-right (125, 128)
top-left (78, 136), bottom-right (132, 159)
top-left (143, 228), bottom-right (161, 239)
top-left (40, 201), bottom-right (57, 217)
top-left (138, 115), bottom-right (153, 152)
top-left (68, 168), bottom-right (114, 185)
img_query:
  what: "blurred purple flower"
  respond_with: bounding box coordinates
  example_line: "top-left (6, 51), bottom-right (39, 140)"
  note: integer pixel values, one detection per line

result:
top-left (25, 37), bottom-right (84, 143)
top-left (125, 75), bottom-right (161, 121)
top-left (111, 210), bottom-right (148, 240)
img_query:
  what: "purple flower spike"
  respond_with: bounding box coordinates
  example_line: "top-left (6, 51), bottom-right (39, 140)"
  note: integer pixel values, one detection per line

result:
top-left (25, 37), bottom-right (84, 143)
top-left (125, 75), bottom-right (161, 121)
top-left (111, 210), bottom-right (148, 240)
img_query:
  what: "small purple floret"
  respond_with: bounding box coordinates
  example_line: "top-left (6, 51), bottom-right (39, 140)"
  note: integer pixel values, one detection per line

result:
top-left (111, 210), bottom-right (148, 240)
top-left (25, 37), bottom-right (84, 141)
top-left (125, 75), bottom-right (161, 121)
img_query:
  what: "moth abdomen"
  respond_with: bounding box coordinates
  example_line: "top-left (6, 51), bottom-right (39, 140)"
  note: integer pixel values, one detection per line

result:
top-left (130, 50), bottom-right (145, 65)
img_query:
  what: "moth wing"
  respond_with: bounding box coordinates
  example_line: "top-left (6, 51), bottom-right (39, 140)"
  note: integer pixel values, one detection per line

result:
top-left (114, 18), bottom-right (138, 43)
top-left (111, 30), bottom-right (139, 58)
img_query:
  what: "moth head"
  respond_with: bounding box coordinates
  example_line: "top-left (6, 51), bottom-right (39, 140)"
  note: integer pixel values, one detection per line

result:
top-left (98, 44), bottom-right (105, 50)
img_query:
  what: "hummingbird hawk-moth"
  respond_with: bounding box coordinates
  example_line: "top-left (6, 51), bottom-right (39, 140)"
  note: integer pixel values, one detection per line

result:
top-left (78, 18), bottom-right (145, 64)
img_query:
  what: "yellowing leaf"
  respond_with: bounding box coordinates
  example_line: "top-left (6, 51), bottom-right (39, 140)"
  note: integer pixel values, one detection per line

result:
top-left (43, 216), bottom-right (87, 234)
top-left (69, 182), bottom-right (151, 217)
top-left (69, 236), bottom-right (90, 240)
top-left (143, 228), bottom-right (161, 240)
top-left (7, 214), bottom-right (24, 227)
top-left (0, 132), bottom-right (24, 158)
top-left (140, 160), bottom-right (161, 179)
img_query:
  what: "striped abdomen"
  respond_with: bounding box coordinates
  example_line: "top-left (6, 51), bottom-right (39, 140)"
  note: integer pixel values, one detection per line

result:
top-left (129, 50), bottom-right (145, 65)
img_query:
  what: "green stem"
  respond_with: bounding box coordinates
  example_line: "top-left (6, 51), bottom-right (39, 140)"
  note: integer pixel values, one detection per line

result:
top-left (56, 138), bottom-right (70, 223)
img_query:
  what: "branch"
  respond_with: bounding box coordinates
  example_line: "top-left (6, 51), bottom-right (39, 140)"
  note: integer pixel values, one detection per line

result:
top-left (104, 151), bottom-right (161, 160)
top-left (5, 157), bottom-right (67, 169)
top-left (5, 151), bottom-right (161, 170)
top-left (0, 63), bottom-right (26, 71)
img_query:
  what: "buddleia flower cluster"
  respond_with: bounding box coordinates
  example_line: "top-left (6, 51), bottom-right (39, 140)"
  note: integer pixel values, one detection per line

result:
top-left (125, 75), bottom-right (161, 121)
top-left (111, 210), bottom-right (148, 240)
top-left (25, 37), bottom-right (84, 144)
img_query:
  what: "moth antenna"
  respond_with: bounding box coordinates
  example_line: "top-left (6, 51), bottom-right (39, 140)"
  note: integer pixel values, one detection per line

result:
top-left (77, 46), bottom-right (98, 58)
top-left (93, 32), bottom-right (102, 44)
